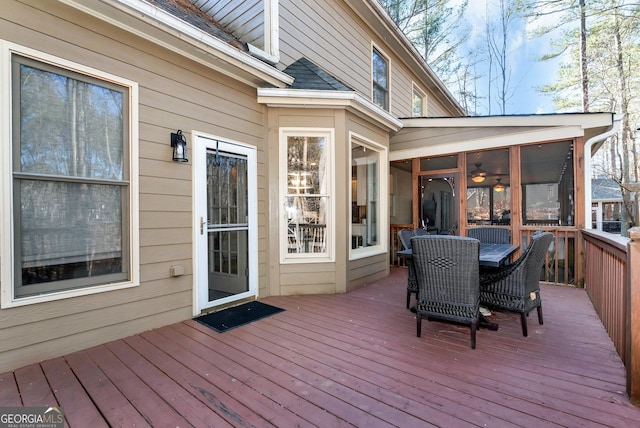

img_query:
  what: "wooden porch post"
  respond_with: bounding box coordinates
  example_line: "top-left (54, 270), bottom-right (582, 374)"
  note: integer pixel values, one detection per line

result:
top-left (628, 227), bottom-right (640, 404)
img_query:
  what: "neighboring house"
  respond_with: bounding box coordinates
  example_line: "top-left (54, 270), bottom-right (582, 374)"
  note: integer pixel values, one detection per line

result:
top-left (0, 0), bottom-right (616, 373)
top-left (591, 177), bottom-right (634, 233)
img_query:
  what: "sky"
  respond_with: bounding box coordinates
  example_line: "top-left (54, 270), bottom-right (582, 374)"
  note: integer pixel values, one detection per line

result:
top-left (460, 0), bottom-right (570, 115)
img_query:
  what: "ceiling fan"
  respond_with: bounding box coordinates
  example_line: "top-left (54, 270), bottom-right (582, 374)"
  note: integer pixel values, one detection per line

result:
top-left (470, 163), bottom-right (487, 183)
top-left (469, 162), bottom-right (509, 183)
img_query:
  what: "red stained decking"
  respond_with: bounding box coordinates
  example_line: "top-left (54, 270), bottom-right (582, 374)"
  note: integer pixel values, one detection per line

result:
top-left (2, 267), bottom-right (640, 427)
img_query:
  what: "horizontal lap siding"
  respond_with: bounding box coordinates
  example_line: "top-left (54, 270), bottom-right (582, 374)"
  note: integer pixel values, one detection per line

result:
top-left (0, 1), bottom-right (268, 372)
top-left (279, 0), bottom-right (454, 118)
top-left (196, 0), bottom-right (264, 49)
top-left (280, 0), bottom-right (371, 97)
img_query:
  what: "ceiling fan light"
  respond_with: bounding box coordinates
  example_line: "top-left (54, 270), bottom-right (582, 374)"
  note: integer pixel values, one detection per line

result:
top-left (494, 178), bottom-right (506, 192)
top-left (470, 162), bottom-right (486, 183)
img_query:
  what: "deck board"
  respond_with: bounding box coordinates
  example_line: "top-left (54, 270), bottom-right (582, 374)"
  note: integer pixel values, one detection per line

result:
top-left (40, 357), bottom-right (107, 428)
top-left (1, 267), bottom-right (640, 427)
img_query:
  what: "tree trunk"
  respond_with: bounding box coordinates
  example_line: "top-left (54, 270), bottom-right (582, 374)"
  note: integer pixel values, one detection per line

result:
top-left (579, 0), bottom-right (589, 112)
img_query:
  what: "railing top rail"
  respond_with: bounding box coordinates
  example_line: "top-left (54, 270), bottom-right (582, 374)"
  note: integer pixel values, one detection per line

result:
top-left (582, 229), bottom-right (630, 261)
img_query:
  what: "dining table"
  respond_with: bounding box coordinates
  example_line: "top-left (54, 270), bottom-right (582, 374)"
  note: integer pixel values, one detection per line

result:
top-left (478, 243), bottom-right (519, 267)
top-left (397, 243), bottom-right (519, 268)
top-left (397, 243), bottom-right (512, 331)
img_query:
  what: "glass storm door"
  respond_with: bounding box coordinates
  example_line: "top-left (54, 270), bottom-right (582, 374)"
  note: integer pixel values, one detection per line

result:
top-left (195, 135), bottom-right (257, 313)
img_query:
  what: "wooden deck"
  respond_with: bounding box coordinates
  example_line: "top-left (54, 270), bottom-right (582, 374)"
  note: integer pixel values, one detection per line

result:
top-left (2, 267), bottom-right (640, 427)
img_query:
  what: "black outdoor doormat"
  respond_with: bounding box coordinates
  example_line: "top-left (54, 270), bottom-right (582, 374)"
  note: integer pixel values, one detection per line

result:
top-left (195, 301), bottom-right (285, 333)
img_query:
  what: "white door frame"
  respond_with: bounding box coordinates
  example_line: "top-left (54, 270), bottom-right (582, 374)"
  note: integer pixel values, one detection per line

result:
top-left (192, 132), bottom-right (258, 315)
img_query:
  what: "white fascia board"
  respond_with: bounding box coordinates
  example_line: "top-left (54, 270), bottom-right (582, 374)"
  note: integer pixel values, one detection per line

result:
top-left (257, 88), bottom-right (403, 132)
top-left (402, 113), bottom-right (614, 130)
top-left (389, 125), bottom-right (584, 161)
top-left (60, 0), bottom-right (293, 88)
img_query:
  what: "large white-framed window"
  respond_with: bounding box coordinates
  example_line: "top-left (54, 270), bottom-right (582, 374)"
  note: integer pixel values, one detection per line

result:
top-left (1, 42), bottom-right (139, 308)
top-left (412, 83), bottom-right (427, 117)
top-left (280, 128), bottom-right (334, 263)
top-left (371, 44), bottom-right (390, 111)
top-left (350, 132), bottom-right (388, 260)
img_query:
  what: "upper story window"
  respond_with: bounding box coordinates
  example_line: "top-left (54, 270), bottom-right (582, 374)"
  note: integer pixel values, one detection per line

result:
top-left (350, 133), bottom-right (388, 259)
top-left (412, 84), bottom-right (427, 117)
top-left (2, 44), bottom-right (139, 307)
top-left (280, 128), bottom-right (334, 263)
top-left (372, 46), bottom-right (389, 111)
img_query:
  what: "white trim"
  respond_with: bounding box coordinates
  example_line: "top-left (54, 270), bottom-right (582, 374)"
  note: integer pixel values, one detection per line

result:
top-left (346, 0), bottom-right (464, 115)
top-left (390, 126), bottom-right (586, 161)
top-left (411, 82), bottom-right (427, 117)
top-left (265, 0), bottom-right (280, 62)
top-left (0, 41), bottom-right (140, 308)
top-left (192, 132), bottom-right (258, 315)
top-left (257, 88), bottom-right (403, 132)
top-left (244, 0), bottom-right (280, 64)
top-left (402, 113), bottom-right (615, 129)
top-left (371, 42), bottom-right (391, 112)
top-left (583, 114), bottom-right (622, 229)
top-left (58, 0), bottom-right (292, 88)
top-left (279, 128), bottom-right (335, 264)
top-left (349, 132), bottom-right (389, 261)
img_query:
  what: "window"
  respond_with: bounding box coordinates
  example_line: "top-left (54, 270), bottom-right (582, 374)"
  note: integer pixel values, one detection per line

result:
top-left (2, 45), bottom-right (138, 306)
top-left (350, 133), bottom-right (387, 258)
top-left (372, 46), bottom-right (389, 110)
top-left (280, 128), bottom-right (334, 262)
top-left (521, 141), bottom-right (574, 226)
top-left (412, 84), bottom-right (426, 117)
top-left (466, 149), bottom-right (510, 225)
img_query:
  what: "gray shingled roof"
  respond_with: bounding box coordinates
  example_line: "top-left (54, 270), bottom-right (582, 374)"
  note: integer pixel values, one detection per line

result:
top-left (283, 58), bottom-right (354, 91)
top-left (146, 0), bottom-right (248, 51)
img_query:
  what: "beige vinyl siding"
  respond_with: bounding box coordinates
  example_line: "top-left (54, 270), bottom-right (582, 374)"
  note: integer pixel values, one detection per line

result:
top-left (279, 0), bottom-right (371, 95)
top-left (279, 0), bottom-right (455, 118)
top-left (266, 108), bottom-right (345, 296)
top-left (195, 0), bottom-right (265, 49)
top-left (0, 0), bottom-right (269, 372)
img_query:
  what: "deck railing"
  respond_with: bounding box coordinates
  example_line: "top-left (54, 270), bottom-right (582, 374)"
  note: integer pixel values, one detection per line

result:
top-left (582, 228), bottom-right (640, 404)
top-left (522, 227), bottom-right (576, 285)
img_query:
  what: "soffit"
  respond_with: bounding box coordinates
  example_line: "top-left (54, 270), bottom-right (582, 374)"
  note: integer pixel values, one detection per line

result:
top-left (390, 113), bottom-right (614, 158)
top-left (389, 113), bottom-right (615, 185)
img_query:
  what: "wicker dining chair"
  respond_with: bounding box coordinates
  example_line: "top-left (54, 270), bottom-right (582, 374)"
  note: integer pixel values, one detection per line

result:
top-left (397, 229), bottom-right (417, 308)
top-left (479, 232), bottom-right (553, 337)
top-left (411, 235), bottom-right (482, 349)
top-left (468, 227), bottom-right (510, 244)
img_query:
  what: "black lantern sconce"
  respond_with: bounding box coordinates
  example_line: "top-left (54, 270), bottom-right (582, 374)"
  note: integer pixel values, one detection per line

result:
top-left (170, 130), bottom-right (188, 162)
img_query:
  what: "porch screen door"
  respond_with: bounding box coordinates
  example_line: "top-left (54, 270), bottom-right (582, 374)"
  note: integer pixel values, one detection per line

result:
top-left (419, 174), bottom-right (458, 235)
top-left (194, 135), bottom-right (257, 313)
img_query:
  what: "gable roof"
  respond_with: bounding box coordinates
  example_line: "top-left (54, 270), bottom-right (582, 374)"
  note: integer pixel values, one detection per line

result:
top-left (284, 58), bottom-right (353, 91)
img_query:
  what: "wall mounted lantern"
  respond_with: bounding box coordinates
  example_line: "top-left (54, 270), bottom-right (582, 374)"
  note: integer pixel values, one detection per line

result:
top-left (170, 130), bottom-right (188, 162)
